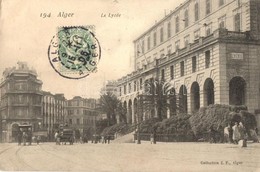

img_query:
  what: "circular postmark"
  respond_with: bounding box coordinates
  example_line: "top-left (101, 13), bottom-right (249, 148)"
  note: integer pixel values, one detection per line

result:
top-left (48, 26), bottom-right (101, 79)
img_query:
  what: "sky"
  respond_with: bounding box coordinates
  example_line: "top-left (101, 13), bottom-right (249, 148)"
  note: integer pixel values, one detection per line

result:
top-left (0, 0), bottom-right (182, 99)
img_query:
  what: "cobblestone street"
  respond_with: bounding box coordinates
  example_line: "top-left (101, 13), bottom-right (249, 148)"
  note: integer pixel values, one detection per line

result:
top-left (0, 141), bottom-right (259, 172)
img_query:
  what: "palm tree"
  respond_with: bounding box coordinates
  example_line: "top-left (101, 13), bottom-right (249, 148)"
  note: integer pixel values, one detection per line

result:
top-left (99, 92), bottom-right (120, 126)
top-left (140, 79), bottom-right (178, 120)
top-left (99, 92), bottom-right (128, 126)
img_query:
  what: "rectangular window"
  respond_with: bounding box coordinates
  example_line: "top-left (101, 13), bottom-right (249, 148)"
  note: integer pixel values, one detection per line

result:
top-left (167, 45), bottom-right (172, 56)
top-left (160, 49), bottom-right (165, 58)
top-left (134, 81), bottom-right (137, 92)
top-left (137, 62), bottom-right (141, 69)
top-left (175, 16), bottom-right (179, 33)
top-left (160, 27), bottom-right (164, 43)
top-left (192, 56), bottom-right (197, 73)
top-left (218, 15), bottom-right (226, 29)
top-left (206, 0), bottom-right (211, 15)
top-left (137, 44), bottom-right (140, 57)
top-left (77, 118), bottom-right (80, 125)
top-left (205, 23), bottom-right (212, 36)
top-left (69, 119), bottom-right (72, 124)
top-left (124, 85), bottom-right (126, 94)
top-left (184, 35), bottom-right (190, 47)
top-left (167, 22), bottom-right (171, 38)
top-left (153, 32), bottom-right (157, 47)
top-left (219, 0), bottom-right (224, 6)
top-left (141, 40), bottom-right (145, 54)
top-left (175, 40), bottom-right (180, 50)
top-left (205, 50), bottom-right (211, 68)
top-left (180, 61), bottom-right (185, 76)
top-left (147, 56), bottom-right (151, 63)
top-left (77, 109), bottom-right (79, 114)
top-left (195, 2), bottom-right (199, 21)
top-left (161, 69), bottom-right (165, 81)
top-left (128, 83), bottom-right (131, 93)
top-left (147, 36), bottom-right (151, 50)
top-left (184, 9), bottom-right (189, 28)
top-left (234, 13), bottom-right (240, 31)
top-left (194, 29), bottom-right (200, 39)
top-left (140, 78), bottom-right (143, 89)
top-left (170, 65), bottom-right (174, 79)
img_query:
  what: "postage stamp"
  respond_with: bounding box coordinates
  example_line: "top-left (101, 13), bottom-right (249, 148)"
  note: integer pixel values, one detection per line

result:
top-left (48, 26), bottom-right (101, 79)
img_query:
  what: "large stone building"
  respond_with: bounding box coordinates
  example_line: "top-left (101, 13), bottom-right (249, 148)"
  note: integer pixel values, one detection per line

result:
top-left (42, 92), bottom-right (66, 140)
top-left (117, 0), bottom-right (260, 124)
top-left (0, 62), bottom-right (43, 142)
top-left (66, 96), bottom-right (98, 138)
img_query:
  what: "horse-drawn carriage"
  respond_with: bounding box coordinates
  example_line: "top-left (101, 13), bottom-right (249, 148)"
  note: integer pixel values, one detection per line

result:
top-left (18, 124), bottom-right (33, 145)
top-left (58, 124), bottom-right (75, 145)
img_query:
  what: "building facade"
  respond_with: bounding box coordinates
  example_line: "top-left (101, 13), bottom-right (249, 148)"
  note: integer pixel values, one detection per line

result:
top-left (0, 62), bottom-right (43, 142)
top-left (42, 92), bottom-right (66, 141)
top-left (117, 0), bottom-right (260, 124)
top-left (100, 80), bottom-right (118, 96)
top-left (65, 96), bottom-right (98, 138)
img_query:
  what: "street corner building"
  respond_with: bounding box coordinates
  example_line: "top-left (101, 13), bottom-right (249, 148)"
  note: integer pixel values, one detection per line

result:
top-left (0, 62), bottom-right (43, 143)
top-left (116, 0), bottom-right (260, 126)
top-left (0, 62), bottom-right (99, 143)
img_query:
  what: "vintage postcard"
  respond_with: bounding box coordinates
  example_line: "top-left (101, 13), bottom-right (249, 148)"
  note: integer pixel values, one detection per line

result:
top-left (0, 0), bottom-right (260, 171)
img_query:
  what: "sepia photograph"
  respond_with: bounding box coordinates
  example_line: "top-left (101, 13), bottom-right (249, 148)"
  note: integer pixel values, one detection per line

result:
top-left (0, 0), bottom-right (260, 171)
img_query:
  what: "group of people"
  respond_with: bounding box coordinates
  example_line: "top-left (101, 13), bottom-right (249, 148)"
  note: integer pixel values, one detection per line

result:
top-left (91, 135), bottom-right (111, 144)
top-left (224, 122), bottom-right (247, 145)
top-left (209, 121), bottom-right (259, 146)
top-left (17, 128), bottom-right (35, 146)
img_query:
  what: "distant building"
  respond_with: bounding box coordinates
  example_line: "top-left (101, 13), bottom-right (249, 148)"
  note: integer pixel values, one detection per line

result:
top-left (101, 80), bottom-right (118, 96)
top-left (0, 62), bottom-right (43, 142)
top-left (65, 96), bottom-right (98, 138)
top-left (42, 92), bottom-right (66, 141)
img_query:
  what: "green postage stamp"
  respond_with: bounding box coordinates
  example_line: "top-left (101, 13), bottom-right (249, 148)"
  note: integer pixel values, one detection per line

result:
top-left (48, 26), bottom-right (101, 79)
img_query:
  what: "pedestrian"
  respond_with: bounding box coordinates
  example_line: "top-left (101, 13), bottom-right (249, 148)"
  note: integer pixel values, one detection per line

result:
top-left (232, 122), bottom-right (240, 144)
top-left (55, 131), bottom-right (60, 145)
top-left (27, 128), bottom-right (32, 145)
top-left (153, 129), bottom-right (157, 144)
top-left (54, 131), bottom-right (58, 145)
top-left (17, 129), bottom-right (22, 146)
top-left (80, 136), bottom-right (83, 144)
top-left (22, 132), bottom-right (27, 146)
top-left (104, 135), bottom-right (107, 144)
top-left (217, 125), bottom-right (224, 143)
top-left (107, 135), bottom-right (110, 144)
top-left (223, 125), bottom-right (229, 143)
top-left (209, 125), bottom-right (216, 143)
top-left (150, 133), bottom-right (154, 144)
top-left (228, 122), bottom-right (233, 143)
top-left (238, 122), bottom-right (245, 140)
top-left (250, 129), bottom-right (259, 143)
top-left (36, 136), bottom-right (41, 145)
top-left (83, 134), bottom-right (88, 143)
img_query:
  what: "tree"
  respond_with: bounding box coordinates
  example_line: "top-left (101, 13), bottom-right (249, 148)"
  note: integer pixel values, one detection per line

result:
top-left (99, 92), bottom-right (126, 126)
top-left (115, 102), bottom-right (127, 124)
top-left (141, 79), bottom-right (178, 120)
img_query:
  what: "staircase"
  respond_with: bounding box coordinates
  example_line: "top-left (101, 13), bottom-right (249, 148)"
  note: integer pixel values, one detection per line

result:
top-left (112, 131), bottom-right (135, 143)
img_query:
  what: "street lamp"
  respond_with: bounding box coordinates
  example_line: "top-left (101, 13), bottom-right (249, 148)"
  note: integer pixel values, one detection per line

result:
top-left (136, 92), bottom-right (142, 144)
top-left (38, 122), bottom-right (42, 131)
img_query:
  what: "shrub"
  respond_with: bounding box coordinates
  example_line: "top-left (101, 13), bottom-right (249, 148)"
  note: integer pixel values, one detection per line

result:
top-left (189, 104), bottom-right (257, 140)
top-left (138, 115), bottom-right (195, 141)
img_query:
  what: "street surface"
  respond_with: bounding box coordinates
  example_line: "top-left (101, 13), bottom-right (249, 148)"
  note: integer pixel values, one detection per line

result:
top-left (0, 141), bottom-right (259, 172)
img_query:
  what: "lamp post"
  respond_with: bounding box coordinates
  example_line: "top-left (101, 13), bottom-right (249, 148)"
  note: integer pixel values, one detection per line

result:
top-left (136, 92), bottom-right (142, 144)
